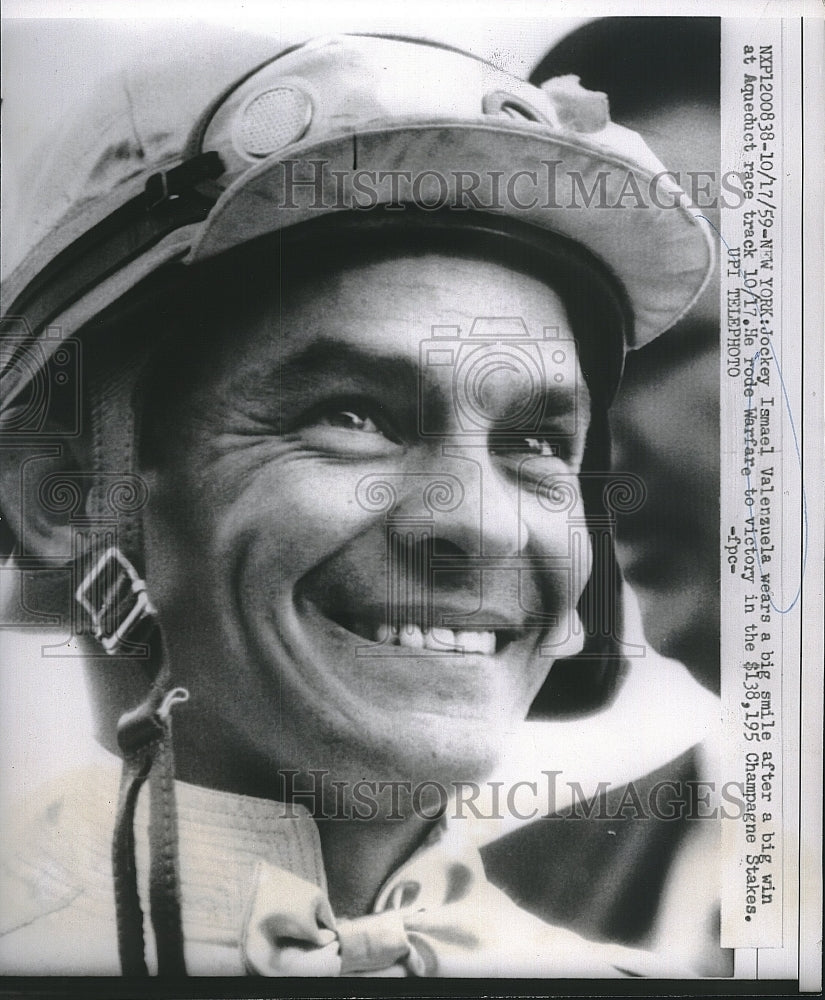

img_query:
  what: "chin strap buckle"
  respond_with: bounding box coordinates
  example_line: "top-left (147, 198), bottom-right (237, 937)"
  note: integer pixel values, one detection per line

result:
top-left (75, 546), bottom-right (157, 654)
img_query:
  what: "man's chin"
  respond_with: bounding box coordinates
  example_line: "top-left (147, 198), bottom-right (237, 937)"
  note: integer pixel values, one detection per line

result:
top-left (288, 680), bottom-right (522, 785)
top-left (240, 595), bottom-right (540, 788)
top-left (265, 664), bottom-right (520, 792)
top-left (319, 714), bottom-right (511, 797)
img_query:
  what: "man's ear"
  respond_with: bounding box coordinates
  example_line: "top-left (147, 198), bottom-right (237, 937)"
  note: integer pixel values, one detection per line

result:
top-left (0, 437), bottom-right (92, 562)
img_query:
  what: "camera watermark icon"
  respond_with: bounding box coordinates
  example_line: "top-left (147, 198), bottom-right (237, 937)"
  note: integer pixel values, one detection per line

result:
top-left (418, 318), bottom-right (581, 441)
top-left (351, 465), bottom-right (648, 659)
top-left (0, 319), bottom-right (82, 437)
top-left (352, 465), bottom-right (594, 658)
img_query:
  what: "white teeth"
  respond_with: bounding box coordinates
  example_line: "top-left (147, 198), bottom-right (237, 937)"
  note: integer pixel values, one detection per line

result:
top-left (427, 627), bottom-right (456, 650)
top-left (456, 630), bottom-right (496, 655)
top-left (374, 622), bottom-right (498, 655)
top-left (398, 624), bottom-right (425, 648)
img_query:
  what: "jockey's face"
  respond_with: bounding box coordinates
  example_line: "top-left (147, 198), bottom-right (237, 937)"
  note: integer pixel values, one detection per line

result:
top-left (142, 249), bottom-right (591, 801)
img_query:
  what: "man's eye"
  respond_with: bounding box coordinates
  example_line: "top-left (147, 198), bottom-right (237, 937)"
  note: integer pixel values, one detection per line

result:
top-left (319, 410), bottom-right (382, 434)
top-left (523, 437), bottom-right (557, 458)
top-left (295, 401), bottom-right (403, 455)
top-left (490, 437), bottom-right (563, 459)
top-left (489, 434), bottom-right (585, 480)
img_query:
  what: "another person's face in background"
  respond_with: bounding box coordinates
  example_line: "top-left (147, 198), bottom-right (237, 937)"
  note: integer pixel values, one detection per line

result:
top-left (609, 99), bottom-right (720, 691)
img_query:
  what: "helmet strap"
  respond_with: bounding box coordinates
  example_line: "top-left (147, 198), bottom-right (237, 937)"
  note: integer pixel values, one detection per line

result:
top-left (112, 628), bottom-right (189, 976)
top-left (77, 358), bottom-right (190, 976)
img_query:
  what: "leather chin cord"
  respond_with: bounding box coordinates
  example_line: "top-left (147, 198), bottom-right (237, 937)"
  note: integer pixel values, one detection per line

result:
top-left (76, 548), bottom-right (189, 976)
top-left (78, 359), bottom-right (189, 976)
top-left (111, 624), bottom-right (189, 976)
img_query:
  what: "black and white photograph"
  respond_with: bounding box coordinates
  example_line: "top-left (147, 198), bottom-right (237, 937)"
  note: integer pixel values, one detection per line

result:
top-left (0, 1), bottom-right (821, 991)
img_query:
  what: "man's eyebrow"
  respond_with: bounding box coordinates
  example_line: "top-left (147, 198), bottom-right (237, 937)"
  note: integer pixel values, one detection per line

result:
top-left (235, 336), bottom-right (589, 434)
top-left (272, 340), bottom-right (588, 414)
top-left (232, 339), bottom-right (422, 414)
top-left (536, 379), bottom-right (589, 418)
top-left (274, 339), bottom-right (420, 395)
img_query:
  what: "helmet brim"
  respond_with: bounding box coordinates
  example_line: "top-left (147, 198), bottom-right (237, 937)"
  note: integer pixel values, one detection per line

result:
top-left (190, 119), bottom-right (715, 349)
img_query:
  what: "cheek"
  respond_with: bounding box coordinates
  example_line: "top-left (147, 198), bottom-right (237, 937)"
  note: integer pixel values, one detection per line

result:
top-left (145, 444), bottom-right (384, 608)
top-left (522, 487), bottom-right (592, 588)
top-left (206, 458), bottom-right (384, 588)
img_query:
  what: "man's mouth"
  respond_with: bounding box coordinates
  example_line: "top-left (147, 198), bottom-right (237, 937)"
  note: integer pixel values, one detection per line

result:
top-left (299, 592), bottom-right (522, 656)
top-left (376, 623), bottom-right (517, 655)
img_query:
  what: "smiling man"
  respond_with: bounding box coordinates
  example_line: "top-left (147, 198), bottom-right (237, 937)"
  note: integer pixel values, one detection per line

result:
top-left (0, 33), bottom-right (713, 977)
top-left (136, 231), bottom-right (598, 924)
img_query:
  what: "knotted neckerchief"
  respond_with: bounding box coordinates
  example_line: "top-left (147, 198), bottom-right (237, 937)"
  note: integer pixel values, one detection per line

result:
top-left (241, 825), bottom-right (692, 978)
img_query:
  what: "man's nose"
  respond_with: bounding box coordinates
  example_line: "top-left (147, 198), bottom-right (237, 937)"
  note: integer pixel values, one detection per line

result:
top-left (419, 445), bottom-right (527, 560)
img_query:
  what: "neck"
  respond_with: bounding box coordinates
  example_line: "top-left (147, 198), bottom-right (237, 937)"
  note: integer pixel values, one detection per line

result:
top-left (315, 811), bottom-right (433, 918)
top-left (174, 753), bottom-right (433, 917)
top-left (127, 713), bottom-right (435, 916)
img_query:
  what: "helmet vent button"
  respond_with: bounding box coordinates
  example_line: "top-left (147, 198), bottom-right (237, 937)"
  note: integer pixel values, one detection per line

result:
top-left (236, 86), bottom-right (313, 158)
